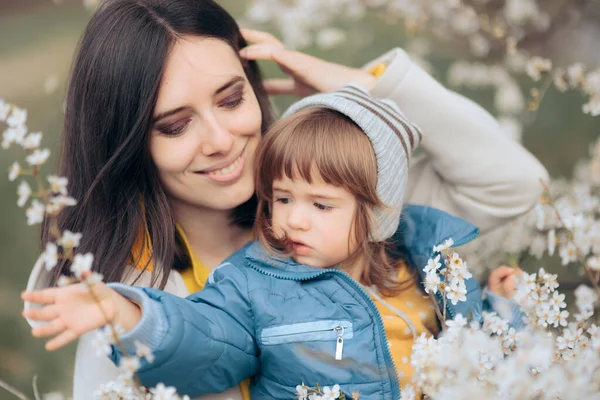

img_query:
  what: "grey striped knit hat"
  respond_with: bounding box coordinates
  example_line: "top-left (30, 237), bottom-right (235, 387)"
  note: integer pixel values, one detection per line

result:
top-left (282, 83), bottom-right (422, 242)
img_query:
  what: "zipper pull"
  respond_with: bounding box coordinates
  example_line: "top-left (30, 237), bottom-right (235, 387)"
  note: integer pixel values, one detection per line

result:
top-left (334, 326), bottom-right (344, 360)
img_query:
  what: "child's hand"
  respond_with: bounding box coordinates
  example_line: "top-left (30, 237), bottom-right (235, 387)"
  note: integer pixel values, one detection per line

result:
top-left (487, 266), bottom-right (521, 299)
top-left (22, 282), bottom-right (141, 351)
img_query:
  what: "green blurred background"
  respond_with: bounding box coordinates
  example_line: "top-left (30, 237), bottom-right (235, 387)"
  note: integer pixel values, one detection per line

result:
top-left (0, 0), bottom-right (598, 398)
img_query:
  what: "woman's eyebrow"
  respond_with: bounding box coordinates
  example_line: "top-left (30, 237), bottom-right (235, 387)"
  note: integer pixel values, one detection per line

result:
top-left (215, 76), bottom-right (245, 95)
top-left (152, 76), bottom-right (245, 123)
top-left (153, 106), bottom-right (189, 123)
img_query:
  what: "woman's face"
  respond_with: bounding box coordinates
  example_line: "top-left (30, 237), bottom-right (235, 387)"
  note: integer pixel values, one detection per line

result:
top-left (149, 36), bottom-right (262, 213)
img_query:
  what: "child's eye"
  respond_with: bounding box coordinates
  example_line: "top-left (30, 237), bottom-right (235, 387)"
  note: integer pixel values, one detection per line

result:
top-left (314, 203), bottom-right (333, 211)
top-left (275, 197), bottom-right (290, 204)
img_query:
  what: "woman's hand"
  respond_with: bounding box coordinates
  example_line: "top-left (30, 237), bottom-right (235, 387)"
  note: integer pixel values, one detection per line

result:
top-left (240, 29), bottom-right (377, 97)
top-left (487, 265), bottom-right (522, 299)
top-left (22, 282), bottom-right (141, 351)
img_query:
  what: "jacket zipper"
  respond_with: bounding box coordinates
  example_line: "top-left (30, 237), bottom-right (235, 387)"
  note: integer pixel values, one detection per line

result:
top-left (248, 266), bottom-right (401, 399)
top-left (334, 326), bottom-right (344, 360)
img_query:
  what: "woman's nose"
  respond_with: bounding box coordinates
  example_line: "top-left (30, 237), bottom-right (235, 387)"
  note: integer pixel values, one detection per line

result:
top-left (200, 114), bottom-right (234, 156)
top-left (287, 205), bottom-right (310, 231)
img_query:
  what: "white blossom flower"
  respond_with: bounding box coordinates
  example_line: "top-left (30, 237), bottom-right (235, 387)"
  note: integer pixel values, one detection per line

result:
top-left (321, 384), bottom-right (340, 399)
top-left (22, 132), bottom-right (42, 150)
top-left (42, 242), bottom-right (58, 271)
top-left (553, 68), bottom-right (568, 92)
top-left (58, 230), bottom-right (82, 249)
top-left (525, 57), bottom-right (552, 82)
top-left (399, 384), bottom-right (416, 400)
top-left (550, 291), bottom-right (566, 310)
top-left (71, 253), bottom-right (94, 278)
top-left (57, 276), bottom-right (73, 287)
top-left (9, 161), bottom-right (20, 182)
top-left (26, 148), bottom-right (51, 166)
top-left (91, 326), bottom-right (114, 357)
top-left (424, 254), bottom-right (441, 274)
top-left (2, 125), bottom-right (27, 149)
top-left (424, 271), bottom-right (441, 294)
top-left (118, 356), bottom-right (140, 378)
top-left (47, 175), bottom-right (68, 195)
top-left (26, 199), bottom-right (45, 225)
top-left (296, 384), bottom-right (309, 400)
top-left (433, 238), bottom-right (454, 252)
top-left (0, 99), bottom-right (10, 121)
top-left (150, 383), bottom-right (178, 400)
top-left (134, 340), bottom-right (155, 363)
top-left (17, 180), bottom-right (31, 208)
top-left (566, 63), bottom-right (586, 88)
top-left (559, 242), bottom-right (578, 265)
top-left (446, 314), bottom-right (468, 329)
top-left (588, 256), bottom-right (600, 271)
top-left (46, 195), bottom-right (77, 215)
top-left (583, 95), bottom-right (600, 116)
top-left (574, 285), bottom-right (598, 313)
top-left (6, 107), bottom-right (27, 128)
top-left (445, 281), bottom-right (467, 305)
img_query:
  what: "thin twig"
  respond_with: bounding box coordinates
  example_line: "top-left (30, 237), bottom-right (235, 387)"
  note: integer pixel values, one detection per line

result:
top-left (85, 282), bottom-right (142, 388)
top-left (32, 376), bottom-right (40, 400)
top-left (0, 379), bottom-right (31, 400)
top-left (428, 291), bottom-right (447, 331)
top-left (540, 180), bottom-right (600, 297)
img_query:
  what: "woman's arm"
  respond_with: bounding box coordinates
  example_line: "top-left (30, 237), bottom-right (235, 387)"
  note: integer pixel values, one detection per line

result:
top-left (240, 32), bottom-right (548, 233)
top-left (365, 49), bottom-right (548, 233)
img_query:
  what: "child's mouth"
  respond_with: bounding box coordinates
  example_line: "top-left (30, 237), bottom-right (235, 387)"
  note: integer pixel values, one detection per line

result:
top-left (291, 241), bottom-right (311, 256)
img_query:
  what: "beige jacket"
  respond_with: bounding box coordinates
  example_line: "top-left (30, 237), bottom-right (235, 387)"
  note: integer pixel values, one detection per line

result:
top-left (25, 48), bottom-right (548, 400)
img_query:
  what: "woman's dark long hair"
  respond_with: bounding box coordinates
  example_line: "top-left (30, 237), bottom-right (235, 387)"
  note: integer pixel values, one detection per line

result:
top-left (44, 0), bottom-right (273, 288)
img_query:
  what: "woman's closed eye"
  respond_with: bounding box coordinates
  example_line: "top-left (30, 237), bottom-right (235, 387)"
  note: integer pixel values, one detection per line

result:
top-left (156, 119), bottom-right (191, 137)
top-left (220, 92), bottom-right (246, 109)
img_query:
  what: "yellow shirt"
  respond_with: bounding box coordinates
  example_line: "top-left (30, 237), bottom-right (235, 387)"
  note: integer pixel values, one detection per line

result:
top-left (370, 269), bottom-right (439, 389)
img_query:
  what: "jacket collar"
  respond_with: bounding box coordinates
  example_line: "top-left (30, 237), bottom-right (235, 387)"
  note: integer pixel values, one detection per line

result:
top-left (245, 205), bottom-right (479, 279)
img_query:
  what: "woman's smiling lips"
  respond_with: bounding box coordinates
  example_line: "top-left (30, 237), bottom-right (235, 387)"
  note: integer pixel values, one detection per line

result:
top-left (196, 144), bottom-right (247, 183)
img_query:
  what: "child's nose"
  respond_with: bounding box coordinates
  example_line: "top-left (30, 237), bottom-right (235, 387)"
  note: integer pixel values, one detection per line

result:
top-left (287, 205), bottom-right (310, 231)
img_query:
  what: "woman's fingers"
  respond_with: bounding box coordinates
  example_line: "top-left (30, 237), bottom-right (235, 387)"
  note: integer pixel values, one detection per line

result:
top-left (21, 289), bottom-right (57, 304)
top-left (240, 28), bottom-right (283, 47)
top-left (31, 318), bottom-right (65, 338)
top-left (240, 43), bottom-right (284, 61)
top-left (23, 305), bottom-right (59, 321)
top-left (46, 329), bottom-right (79, 351)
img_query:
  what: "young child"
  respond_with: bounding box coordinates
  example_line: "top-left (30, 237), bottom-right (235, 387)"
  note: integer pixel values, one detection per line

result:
top-left (23, 85), bottom-right (521, 399)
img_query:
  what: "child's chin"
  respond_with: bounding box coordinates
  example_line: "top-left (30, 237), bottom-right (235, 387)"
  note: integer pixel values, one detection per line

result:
top-left (293, 255), bottom-right (329, 269)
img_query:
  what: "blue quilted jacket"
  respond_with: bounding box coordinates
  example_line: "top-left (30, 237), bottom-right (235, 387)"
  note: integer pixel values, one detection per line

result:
top-left (109, 205), bottom-right (523, 399)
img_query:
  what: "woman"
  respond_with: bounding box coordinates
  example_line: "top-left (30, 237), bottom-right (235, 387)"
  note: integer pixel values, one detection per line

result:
top-left (24, 0), bottom-right (547, 399)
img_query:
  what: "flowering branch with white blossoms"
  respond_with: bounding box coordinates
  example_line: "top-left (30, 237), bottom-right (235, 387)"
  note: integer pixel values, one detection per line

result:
top-left (403, 245), bottom-right (600, 399)
top-left (422, 238), bottom-right (472, 327)
top-left (245, 0), bottom-right (599, 147)
top-left (1, 98), bottom-right (189, 400)
top-left (295, 383), bottom-right (359, 400)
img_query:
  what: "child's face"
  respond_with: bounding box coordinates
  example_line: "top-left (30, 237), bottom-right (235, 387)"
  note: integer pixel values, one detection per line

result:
top-left (271, 172), bottom-right (358, 268)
